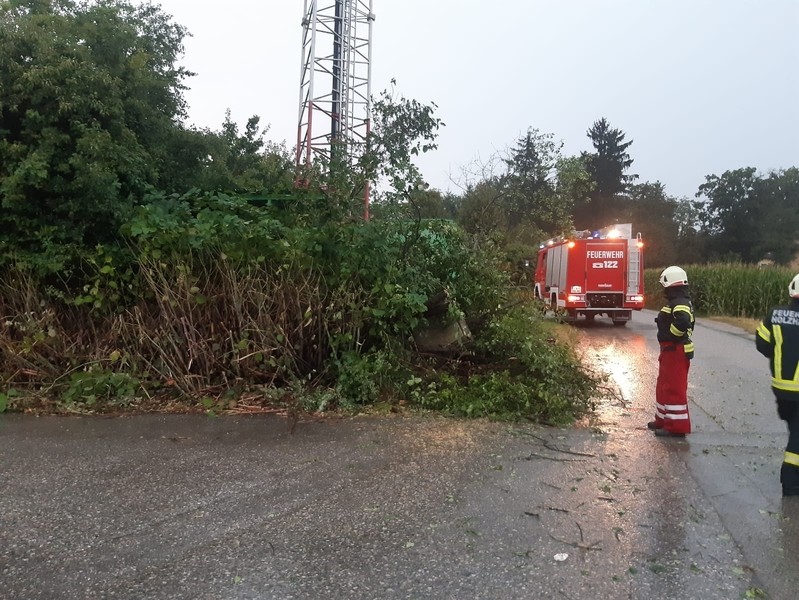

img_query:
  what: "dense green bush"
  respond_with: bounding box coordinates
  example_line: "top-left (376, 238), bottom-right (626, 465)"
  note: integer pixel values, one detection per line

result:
top-left (331, 219), bottom-right (510, 335)
top-left (411, 306), bottom-right (602, 423)
top-left (332, 349), bottom-right (407, 408)
top-left (3, 191), bottom-right (581, 420)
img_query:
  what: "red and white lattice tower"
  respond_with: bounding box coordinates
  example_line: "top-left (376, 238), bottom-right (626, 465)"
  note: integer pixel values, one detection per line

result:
top-left (296, 0), bottom-right (375, 217)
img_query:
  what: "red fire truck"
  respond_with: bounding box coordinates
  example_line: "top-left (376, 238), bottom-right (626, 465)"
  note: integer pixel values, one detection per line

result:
top-left (533, 224), bottom-right (645, 326)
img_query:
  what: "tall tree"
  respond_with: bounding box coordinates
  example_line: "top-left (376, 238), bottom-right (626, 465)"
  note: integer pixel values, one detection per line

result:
top-left (503, 129), bottom-right (559, 231)
top-left (194, 110), bottom-right (294, 194)
top-left (356, 86), bottom-right (443, 211)
top-left (0, 0), bottom-right (193, 257)
top-left (500, 128), bottom-right (575, 243)
top-left (750, 168), bottom-right (799, 264)
top-left (573, 117), bottom-right (637, 229)
top-left (450, 130), bottom-right (587, 245)
top-left (696, 167), bottom-right (799, 263)
top-left (456, 179), bottom-right (506, 237)
top-left (672, 197), bottom-right (707, 265)
top-left (617, 182), bottom-right (679, 268)
top-left (553, 155), bottom-right (593, 230)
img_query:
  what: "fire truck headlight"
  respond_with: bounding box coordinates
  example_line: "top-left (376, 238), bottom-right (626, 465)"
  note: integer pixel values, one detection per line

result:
top-left (567, 294), bottom-right (585, 303)
top-left (628, 295), bottom-right (644, 303)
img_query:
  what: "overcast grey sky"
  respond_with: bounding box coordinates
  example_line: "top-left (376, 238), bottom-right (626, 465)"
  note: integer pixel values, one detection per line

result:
top-left (152, 0), bottom-right (798, 199)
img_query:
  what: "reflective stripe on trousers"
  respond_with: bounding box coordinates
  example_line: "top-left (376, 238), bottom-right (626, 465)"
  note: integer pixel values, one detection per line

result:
top-left (777, 398), bottom-right (799, 494)
top-left (653, 342), bottom-right (692, 434)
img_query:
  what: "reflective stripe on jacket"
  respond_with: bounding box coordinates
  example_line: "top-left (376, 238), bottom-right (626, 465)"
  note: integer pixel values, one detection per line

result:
top-left (756, 299), bottom-right (799, 396)
top-left (656, 289), bottom-right (695, 358)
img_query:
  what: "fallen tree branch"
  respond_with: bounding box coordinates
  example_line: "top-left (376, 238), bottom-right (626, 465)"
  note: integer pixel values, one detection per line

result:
top-left (518, 431), bottom-right (596, 457)
top-left (520, 452), bottom-right (585, 462)
top-left (547, 532), bottom-right (602, 551)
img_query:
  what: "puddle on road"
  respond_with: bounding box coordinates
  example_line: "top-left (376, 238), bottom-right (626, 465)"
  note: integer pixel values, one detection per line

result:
top-left (579, 334), bottom-right (653, 429)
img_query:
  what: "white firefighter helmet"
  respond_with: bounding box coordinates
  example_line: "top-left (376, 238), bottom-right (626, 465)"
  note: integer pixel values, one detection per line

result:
top-left (790, 273), bottom-right (799, 298)
top-left (659, 265), bottom-right (688, 288)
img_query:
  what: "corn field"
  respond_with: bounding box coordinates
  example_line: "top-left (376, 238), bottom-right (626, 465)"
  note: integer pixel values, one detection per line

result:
top-left (644, 263), bottom-right (796, 319)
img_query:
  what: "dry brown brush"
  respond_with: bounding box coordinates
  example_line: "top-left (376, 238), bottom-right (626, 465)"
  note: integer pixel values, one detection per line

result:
top-left (0, 258), bottom-right (367, 411)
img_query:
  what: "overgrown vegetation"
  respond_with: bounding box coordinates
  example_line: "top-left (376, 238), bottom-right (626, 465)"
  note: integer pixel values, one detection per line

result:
top-left (0, 190), bottom-right (602, 422)
top-left (412, 307), bottom-right (599, 423)
top-left (3, 0), bottom-right (795, 422)
top-left (0, 0), bottom-right (602, 421)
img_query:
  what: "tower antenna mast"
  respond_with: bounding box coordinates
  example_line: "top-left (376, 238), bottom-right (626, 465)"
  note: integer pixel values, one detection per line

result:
top-left (296, 0), bottom-right (375, 218)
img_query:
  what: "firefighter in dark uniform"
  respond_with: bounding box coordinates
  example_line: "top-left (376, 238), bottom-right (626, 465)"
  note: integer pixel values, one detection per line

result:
top-left (647, 265), bottom-right (695, 437)
top-left (756, 273), bottom-right (799, 496)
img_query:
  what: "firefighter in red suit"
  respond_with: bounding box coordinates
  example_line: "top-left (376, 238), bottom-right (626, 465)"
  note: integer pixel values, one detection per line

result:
top-left (647, 266), bottom-right (695, 437)
top-left (755, 273), bottom-right (799, 496)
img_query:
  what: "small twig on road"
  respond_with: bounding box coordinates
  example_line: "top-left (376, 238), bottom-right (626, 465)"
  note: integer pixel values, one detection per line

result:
top-left (548, 531), bottom-right (602, 551)
top-left (519, 432), bottom-right (596, 457)
top-left (535, 505), bottom-right (570, 513)
top-left (520, 452), bottom-right (585, 462)
top-left (595, 467), bottom-right (619, 482)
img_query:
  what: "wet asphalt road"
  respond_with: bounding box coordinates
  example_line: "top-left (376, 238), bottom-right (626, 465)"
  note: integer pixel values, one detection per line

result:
top-left (2, 310), bottom-right (798, 600)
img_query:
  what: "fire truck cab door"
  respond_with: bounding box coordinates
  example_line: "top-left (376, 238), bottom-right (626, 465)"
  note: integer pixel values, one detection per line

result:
top-left (585, 242), bottom-right (626, 292)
